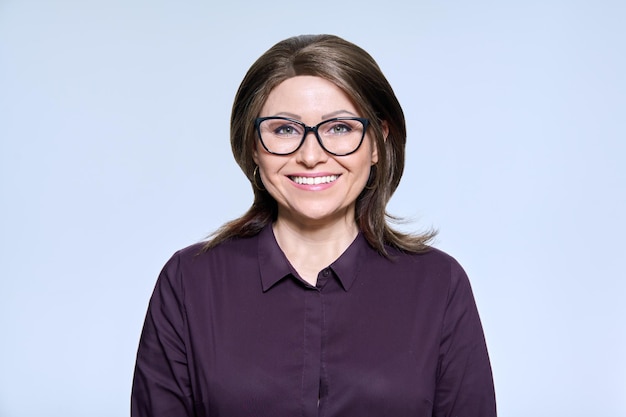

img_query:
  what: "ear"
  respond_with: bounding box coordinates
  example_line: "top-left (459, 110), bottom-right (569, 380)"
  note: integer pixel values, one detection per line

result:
top-left (252, 142), bottom-right (260, 165)
top-left (371, 121), bottom-right (389, 165)
top-left (381, 120), bottom-right (389, 141)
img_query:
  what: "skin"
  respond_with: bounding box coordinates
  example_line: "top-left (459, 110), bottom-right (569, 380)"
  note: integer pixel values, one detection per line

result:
top-left (253, 76), bottom-right (380, 285)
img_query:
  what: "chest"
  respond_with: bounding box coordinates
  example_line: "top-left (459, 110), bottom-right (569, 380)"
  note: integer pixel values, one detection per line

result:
top-left (183, 271), bottom-right (446, 417)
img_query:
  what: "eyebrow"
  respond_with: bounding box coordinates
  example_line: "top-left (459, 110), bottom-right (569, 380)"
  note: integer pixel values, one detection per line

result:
top-left (272, 112), bottom-right (301, 119)
top-left (271, 110), bottom-right (358, 121)
top-left (322, 110), bottom-right (358, 119)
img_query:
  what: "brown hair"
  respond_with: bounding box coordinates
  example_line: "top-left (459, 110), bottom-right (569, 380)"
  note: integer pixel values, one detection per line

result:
top-left (205, 34), bottom-right (435, 256)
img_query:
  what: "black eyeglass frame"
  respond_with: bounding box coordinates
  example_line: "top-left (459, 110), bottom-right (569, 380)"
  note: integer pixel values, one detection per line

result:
top-left (254, 116), bottom-right (370, 156)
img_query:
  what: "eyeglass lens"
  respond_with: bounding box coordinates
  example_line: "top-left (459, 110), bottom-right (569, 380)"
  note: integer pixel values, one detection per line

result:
top-left (257, 118), bottom-right (366, 156)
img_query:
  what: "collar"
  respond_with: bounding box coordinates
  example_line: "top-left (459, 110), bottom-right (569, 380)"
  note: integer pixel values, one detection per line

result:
top-left (257, 223), bottom-right (368, 292)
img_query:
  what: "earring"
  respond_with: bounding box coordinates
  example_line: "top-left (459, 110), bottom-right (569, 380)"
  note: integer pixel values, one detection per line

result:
top-left (253, 165), bottom-right (266, 191)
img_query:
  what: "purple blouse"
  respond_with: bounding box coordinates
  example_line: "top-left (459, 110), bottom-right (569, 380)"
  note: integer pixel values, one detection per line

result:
top-left (131, 224), bottom-right (496, 416)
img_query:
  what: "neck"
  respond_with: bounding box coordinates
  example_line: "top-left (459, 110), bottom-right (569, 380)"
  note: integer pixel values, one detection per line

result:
top-left (272, 216), bottom-right (358, 286)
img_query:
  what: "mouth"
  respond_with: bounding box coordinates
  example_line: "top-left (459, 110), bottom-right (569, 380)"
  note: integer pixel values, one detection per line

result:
top-left (289, 175), bottom-right (339, 185)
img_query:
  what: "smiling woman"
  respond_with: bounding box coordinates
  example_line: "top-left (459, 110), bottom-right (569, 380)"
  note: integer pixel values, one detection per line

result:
top-left (253, 76), bottom-right (379, 268)
top-left (131, 34), bottom-right (497, 417)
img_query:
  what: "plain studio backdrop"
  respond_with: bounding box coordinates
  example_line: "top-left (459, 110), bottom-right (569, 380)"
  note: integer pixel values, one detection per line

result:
top-left (1, 1), bottom-right (624, 416)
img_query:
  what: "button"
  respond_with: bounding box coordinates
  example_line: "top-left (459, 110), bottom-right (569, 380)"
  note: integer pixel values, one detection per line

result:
top-left (322, 268), bottom-right (330, 277)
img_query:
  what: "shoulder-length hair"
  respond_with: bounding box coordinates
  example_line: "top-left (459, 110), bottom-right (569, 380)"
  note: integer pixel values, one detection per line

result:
top-left (205, 34), bottom-right (435, 256)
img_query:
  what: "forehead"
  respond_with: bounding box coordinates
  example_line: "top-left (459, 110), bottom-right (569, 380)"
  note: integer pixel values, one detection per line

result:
top-left (261, 76), bottom-right (358, 120)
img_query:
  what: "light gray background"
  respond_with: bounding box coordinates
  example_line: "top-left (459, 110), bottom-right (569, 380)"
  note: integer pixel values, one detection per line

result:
top-left (1, 1), bottom-right (624, 416)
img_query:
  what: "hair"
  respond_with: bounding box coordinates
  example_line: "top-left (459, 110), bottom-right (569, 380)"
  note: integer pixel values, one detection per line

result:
top-left (204, 34), bottom-right (435, 256)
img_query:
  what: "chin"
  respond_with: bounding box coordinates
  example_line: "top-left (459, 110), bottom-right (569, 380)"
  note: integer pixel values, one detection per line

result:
top-left (292, 205), bottom-right (354, 225)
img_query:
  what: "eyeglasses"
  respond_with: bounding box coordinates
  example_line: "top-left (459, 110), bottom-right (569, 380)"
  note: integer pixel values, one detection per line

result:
top-left (254, 116), bottom-right (370, 156)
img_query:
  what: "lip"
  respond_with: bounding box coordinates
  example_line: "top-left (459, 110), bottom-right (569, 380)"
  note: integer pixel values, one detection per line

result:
top-left (287, 173), bottom-right (341, 191)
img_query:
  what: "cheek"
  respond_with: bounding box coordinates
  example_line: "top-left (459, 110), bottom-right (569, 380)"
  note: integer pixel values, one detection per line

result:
top-left (256, 154), bottom-right (286, 184)
top-left (256, 154), bottom-right (272, 173)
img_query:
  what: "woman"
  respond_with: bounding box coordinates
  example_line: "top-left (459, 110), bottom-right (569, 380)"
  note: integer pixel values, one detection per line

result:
top-left (131, 34), bottom-right (496, 416)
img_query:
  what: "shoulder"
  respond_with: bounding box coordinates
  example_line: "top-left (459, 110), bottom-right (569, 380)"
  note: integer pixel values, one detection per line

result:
top-left (158, 234), bottom-right (260, 283)
top-left (170, 234), bottom-right (258, 264)
top-left (368, 244), bottom-right (472, 294)
top-left (382, 244), bottom-right (467, 275)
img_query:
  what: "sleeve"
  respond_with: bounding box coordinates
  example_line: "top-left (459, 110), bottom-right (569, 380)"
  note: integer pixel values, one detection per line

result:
top-left (433, 259), bottom-right (497, 417)
top-left (131, 252), bottom-right (195, 417)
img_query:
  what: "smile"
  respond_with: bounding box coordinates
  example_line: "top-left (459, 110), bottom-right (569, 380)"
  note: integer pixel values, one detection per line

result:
top-left (289, 175), bottom-right (339, 185)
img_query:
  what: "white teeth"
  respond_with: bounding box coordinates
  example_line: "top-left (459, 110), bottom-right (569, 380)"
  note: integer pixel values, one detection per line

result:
top-left (291, 175), bottom-right (338, 185)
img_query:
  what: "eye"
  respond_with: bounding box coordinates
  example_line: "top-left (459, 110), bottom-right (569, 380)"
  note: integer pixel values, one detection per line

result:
top-left (261, 119), bottom-right (303, 137)
top-left (274, 125), bottom-right (299, 136)
top-left (332, 124), bottom-right (351, 133)
top-left (323, 121), bottom-right (355, 136)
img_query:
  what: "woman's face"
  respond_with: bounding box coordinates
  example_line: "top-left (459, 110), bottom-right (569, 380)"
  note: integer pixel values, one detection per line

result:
top-left (253, 75), bottom-right (379, 228)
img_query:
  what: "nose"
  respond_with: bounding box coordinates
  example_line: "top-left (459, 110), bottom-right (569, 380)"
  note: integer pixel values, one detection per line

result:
top-left (295, 131), bottom-right (328, 167)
